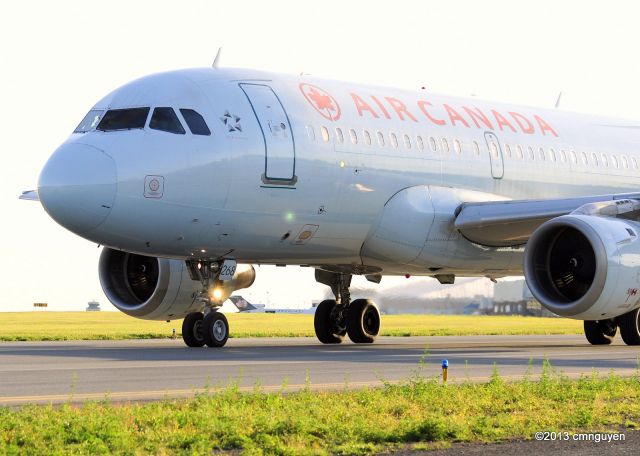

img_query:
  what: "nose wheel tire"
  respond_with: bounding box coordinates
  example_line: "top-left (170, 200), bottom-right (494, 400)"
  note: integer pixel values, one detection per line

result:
top-left (583, 319), bottom-right (617, 345)
top-left (347, 299), bottom-right (380, 344)
top-left (182, 312), bottom-right (205, 347)
top-left (314, 299), bottom-right (346, 344)
top-left (618, 308), bottom-right (640, 345)
top-left (203, 312), bottom-right (229, 347)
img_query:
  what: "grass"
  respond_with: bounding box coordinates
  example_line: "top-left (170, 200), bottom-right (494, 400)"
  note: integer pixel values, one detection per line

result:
top-left (0, 312), bottom-right (582, 341)
top-left (0, 365), bottom-right (638, 455)
top-left (0, 312), bottom-right (583, 342)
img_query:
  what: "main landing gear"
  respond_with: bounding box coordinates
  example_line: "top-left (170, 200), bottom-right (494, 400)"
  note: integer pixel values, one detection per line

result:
top-left (181, 260), bottom-right (232, 348)
top-left (313, 270), bottom-right (381, 344)
top-left (584, 307), bottom-right (640, 346)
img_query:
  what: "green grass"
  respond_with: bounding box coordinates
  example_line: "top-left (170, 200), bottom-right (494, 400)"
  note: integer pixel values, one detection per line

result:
top-left (0, 312), bottom-right (583, 341)
top-left (0, 366), bottom-right (638, 455)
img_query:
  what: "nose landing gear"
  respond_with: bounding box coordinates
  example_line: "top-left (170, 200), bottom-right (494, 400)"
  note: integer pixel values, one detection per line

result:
top-left (202, 311), bottom-right (230, 347)
top-left (313, 270), bottom-right (381, 344)
top-left (181, 260), bottom-right (233, 348)
top-left (181, 312), bottom-right (206, 347)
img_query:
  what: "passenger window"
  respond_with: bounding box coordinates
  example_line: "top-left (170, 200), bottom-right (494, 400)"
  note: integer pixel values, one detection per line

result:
top-left (335, 127), bottom-right (344, 144)
top-left (581, 151), bottom-right (588, 165)
top-left (364, 130), bottom-right (372, 146)
top-left (150, 107), bottom-right (185, 134)
top-left (442, 138), bottom-right (449, 153)
top-left (528, 146), bottom-right (535, 160)
top-left (602, 153), bottom-right (608, 167)
top-left (404, 134), bottom-right (411, 149)
top-left (549, 148), bottom-right (556, 162)
top-left (516, 145), bottom-right (523, 159)
top-left (179, 109), bottom-right (211, 135)
top-left (430, 137), bottom-right (438, 152)
top-left (377, 131), bottom-right (385, 147)
top-left (321, 126), bottom-right (330, 142)
top-left (622, 155), bottom-right (629, 168)
top-left (454, 139), bottom-right (462, 154)
top-left (473, 141), bottom-right (480, 156)
top-left (306, 125), bottom-right (315, 141)
top-left (539, 147), bottom-right (545, 161)
top-left (592, 153), bottom-right (599, 166)
top-left (417, 135), bottom-right (424, 151)
top-left (349, 128), bottom-right (358, 144)
top-left (390, 133), bottom-right (399, 148)
top-left (505, 144), bottom-right (512, 158)
top-left (570, 150), bottom-right (577, 164)
top-left (97, 107), bottom-right (150, 131)
top-left (561, 150), bottom-right (567, 162)
top-left (74, 109), bottom-right (105, 133)
top-left (633, 157), bottom-right (638, 169)
top-left (611, 155), bottom-right (618, 168)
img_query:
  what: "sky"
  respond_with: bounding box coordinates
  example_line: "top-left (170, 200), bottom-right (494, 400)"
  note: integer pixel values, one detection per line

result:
top-left (1, 0), bottom-right (640, 311)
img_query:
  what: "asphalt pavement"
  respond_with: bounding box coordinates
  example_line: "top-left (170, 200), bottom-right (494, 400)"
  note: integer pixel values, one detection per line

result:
top-left (1, 335), bottom-right (638, 405)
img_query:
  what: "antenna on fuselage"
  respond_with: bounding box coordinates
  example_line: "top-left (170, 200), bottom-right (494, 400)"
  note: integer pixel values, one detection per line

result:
top-left (212, 47), bottom-right (222, 69)
top-left (554, 91), bottom-right (562, 109)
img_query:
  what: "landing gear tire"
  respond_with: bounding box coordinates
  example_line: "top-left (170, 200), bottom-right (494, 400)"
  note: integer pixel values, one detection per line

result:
top-left (618, 308), bottom-right (640, 345)
top-left (203, 312), bottom-right (229, 347)
top-left (347, 299), bottom-right (380, 344)
top-left (182, 312), bottom-right (205, 347)
top-left (584, 319), bottom-right (617, 345)
top-left (314, 299), bottom-right (346, 344)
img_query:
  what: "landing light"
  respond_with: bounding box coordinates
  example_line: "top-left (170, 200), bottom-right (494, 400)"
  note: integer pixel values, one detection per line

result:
top-left (212, 288), bottom-right (223, 300)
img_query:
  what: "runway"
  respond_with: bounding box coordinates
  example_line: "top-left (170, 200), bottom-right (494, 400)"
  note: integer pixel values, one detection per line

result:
top-left (0, 335), bottom-right (638, 406)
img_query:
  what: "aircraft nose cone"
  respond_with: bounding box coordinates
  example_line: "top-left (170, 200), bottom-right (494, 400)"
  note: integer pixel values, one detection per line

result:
top-left (38, 143), bottom-right (116, 235)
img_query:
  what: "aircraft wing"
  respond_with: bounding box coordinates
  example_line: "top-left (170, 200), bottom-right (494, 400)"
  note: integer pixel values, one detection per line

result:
top-left (455, 192), bottom-right (640, 247)
top-left (19, 190), bottom-right (39, 201)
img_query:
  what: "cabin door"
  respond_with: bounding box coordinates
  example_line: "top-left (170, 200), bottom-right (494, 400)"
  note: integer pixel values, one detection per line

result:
top-left (484, 131), bottom-right (504, 179)
top-left (240, 83), bottom-right (296, 185)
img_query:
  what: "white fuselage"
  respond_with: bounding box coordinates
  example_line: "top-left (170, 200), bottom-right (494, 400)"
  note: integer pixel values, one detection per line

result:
top-left (37, 67), bottom-right (640, 277)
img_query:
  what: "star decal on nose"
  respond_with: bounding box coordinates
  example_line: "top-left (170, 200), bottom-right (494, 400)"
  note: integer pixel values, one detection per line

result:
top-left (220, 110), bottom-right (242, 132)
top-left (299, 83), bottom-right (341, 121)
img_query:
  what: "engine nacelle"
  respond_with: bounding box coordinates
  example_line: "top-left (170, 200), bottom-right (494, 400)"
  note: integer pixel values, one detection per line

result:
top-left (99, 248), bottom-right (255, 320)
top-left (524, 214), bottom-right (640, 320)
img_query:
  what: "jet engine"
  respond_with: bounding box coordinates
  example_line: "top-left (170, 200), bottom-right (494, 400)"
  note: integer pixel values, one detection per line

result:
top-left (524, 214), bottom-right (640, 320)
top-left (98, 248), bottom-right (255, 320)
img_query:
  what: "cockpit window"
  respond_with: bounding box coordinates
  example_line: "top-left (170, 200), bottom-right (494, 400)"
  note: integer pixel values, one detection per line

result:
top-left (180, 109), bottom-right (211, 136)
top-left (150, 107), bottom-right (185, 134)
top-left (74, 109), bottom-right (105, 133)
top-left (97, 108), bottom-right (149, 131)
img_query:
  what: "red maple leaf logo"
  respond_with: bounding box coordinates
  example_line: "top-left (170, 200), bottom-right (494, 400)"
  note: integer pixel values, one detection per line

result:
top-left (307, 88), bottom-right (335, 111)
top-left (299, 83), bottom-right (341, 121)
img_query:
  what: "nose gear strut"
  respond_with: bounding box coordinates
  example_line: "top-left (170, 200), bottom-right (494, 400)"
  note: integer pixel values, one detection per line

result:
top-left (181, 259), bottom-right (236, 348)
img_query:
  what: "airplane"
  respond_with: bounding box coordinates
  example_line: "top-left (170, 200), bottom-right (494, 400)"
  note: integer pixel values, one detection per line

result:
top-left (220, 295), bottom-right (316, 314)
top-left (222, 295), bottom-right (266, 313)
top-left (23, 63), bottom-right (640, 348)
